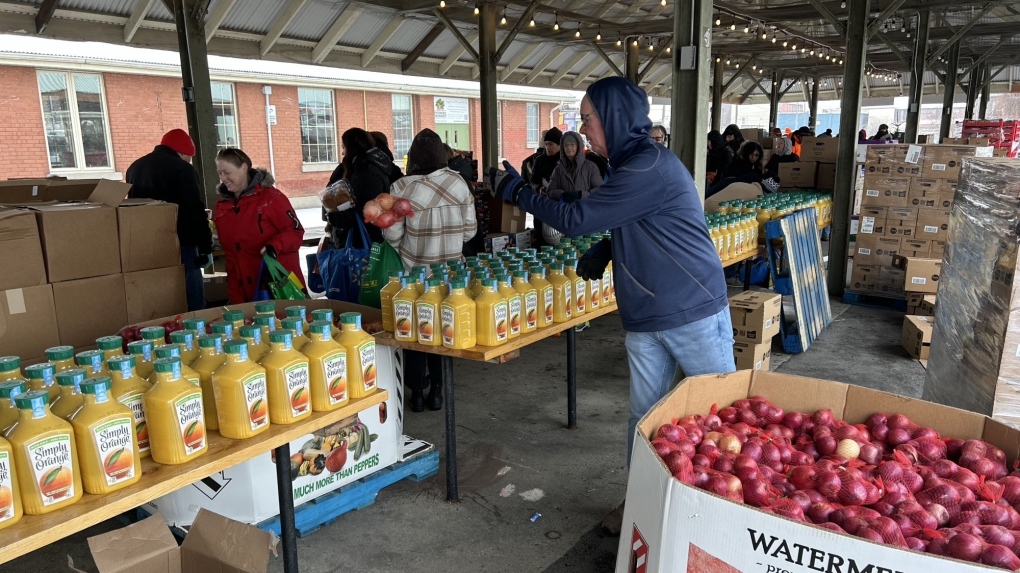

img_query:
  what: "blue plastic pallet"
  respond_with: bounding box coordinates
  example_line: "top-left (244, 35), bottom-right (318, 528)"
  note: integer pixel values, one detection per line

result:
top-left (842, 291), bottom-right (908, 312)
top-left (258, 449), bottom-right (440, 538)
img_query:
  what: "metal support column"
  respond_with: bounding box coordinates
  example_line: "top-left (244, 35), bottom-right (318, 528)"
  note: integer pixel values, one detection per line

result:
top-left (712, 59), bottom-right (724, 131)
top-left (979, 63), bottom-right (992, 119)
top-left (171, 0), bottom-right (219, 206)
top-left (769, 71), bottom-right (783, 129)
top-left (626, 37), bottom-right (640, 84)
top-left (669, 0), bottom-right (712, 200)
top-left (965, 63), bottom-right (981, 120)
top-left (827, 0), bottom-right (870, 297)
top-left (939, 43), bottom-right (960, 141)
top-left (904, 10), bottom-right (930, 143)
top-left (478, 4), bottom-right (499, 172)
top-left (809, 76), bottom-right (820, 131)
top-left (273, 442), bottom-right (299, 573)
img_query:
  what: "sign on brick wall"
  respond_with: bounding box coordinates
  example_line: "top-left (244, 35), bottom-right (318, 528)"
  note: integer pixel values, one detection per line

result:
top-left (434, 97), bottom-right (469, 124)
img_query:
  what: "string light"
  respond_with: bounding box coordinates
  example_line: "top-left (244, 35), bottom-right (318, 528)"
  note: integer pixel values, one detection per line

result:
top-left (743, 24), bottom-right (750, 33)
top-left (553, 13), bottom-right (559, 31)
top-left (840, 0), bottom-right (846, 7)
top-left (529, 17), bottom-right (535, 27)
top-left (726, 57), bottom-right (731, 64)
top-left (666, 46), bottom-right (671, 53)
top-left (730, 21), bottom-right (736, 31)
top-left (791, 43), bottom-right (797, 51)
top-left (782, 39), bottom-right (788, 47)
top-left (716, 56), bottom-right (721, 62)
top-left (596, 27), bottom-right (602, 41)
top-left (500, 9), bottom-right (507, 25)
top-left (616, 38), bottom-right (622, 46)
top-left (575, 27), bottom-right (581, 38)
top-left (715, 16), bottom-right (721, 26)
top-left (762, 29), bottom-right (768, 40)
top-left (439, 0), bottom-right (445, 7)
top-left (752, 63), bottom-right (757, 70)
top-left (660, 0), bottom-right (666, 6)
top-left (474, 5), bottom-right (479, 15)
top-left (771, 33), bottom-right (776, 43)
top-left (633, 38), bottom-right (639, 47)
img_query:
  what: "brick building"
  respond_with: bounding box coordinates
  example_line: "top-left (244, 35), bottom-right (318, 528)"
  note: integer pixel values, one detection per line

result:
top-left (0, 41), bottom-right (578, 202)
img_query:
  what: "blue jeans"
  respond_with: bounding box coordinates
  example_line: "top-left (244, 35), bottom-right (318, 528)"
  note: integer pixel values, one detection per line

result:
top-left (624, 307), bottom-right (736, 462)
top-left (181, 247), bottom-right (206, 311)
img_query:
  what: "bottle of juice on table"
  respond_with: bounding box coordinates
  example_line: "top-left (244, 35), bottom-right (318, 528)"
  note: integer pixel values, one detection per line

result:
top-left (223, 310), bottom-right (245, 337)
top-left (602, 264), bottom-right (613, 306)
top-left (140, 326), bottom-right (167, 350)
top-left (562, 259), bottom-right (586, 317)
top-left (45, 346), bottom-right (75, 373)
top-left (51, 369), bottom-right (86, 420)
top-left (0, 357), bottom-right (24, 385)
top-left (302, 320), bottom-right (348, 411)
top-left (336, 313), bottom-right (378, 400)
top-left (107, 356), bottom-right (151, 459)
top-left (311, 309), bottom-right (340, 338)
top-left (528, 265), bottom-right (555, 328)
top-left (475, 280), bottom-right (508, 347)
top-left (210, 322), bottom-right (234, 345)
top-left (96, 336), bottom-right (125, 359)
top-left (285, 306), bottom-right (307, 324)
top-left (189, 335), bottom-right (225, 432)
top-left (254, 301), bottom-right (281, 328)
top-left (24, 363), bottom-right (58, 403)
top-left (213, 340), bottom-right (269, 440)
top-left (170, 330), bottom-right (199, 366)
top-left (6, 390), bottom-right (82, 514)
top-left (496, 274), bottom-right (521, 340)
top-left (254, 314), bottom-right (277, 343)
top-left (144, 358), bottom-right (206, 465)
top-left (127, 340), bottom-right (156, 379)
top-left (548, 263), bottom-right (573, 323)
top-left (282, 318), bottom-right (310, 351)
top-left (75, 350), bottom-right (108, 377)
top-left (69, 377), bottom-right (141, 495)
top-left (411, 267), bottom-right (428, 295)
top-left (512, 271), bottom-right (538, 334)
top-left (392, 278), bottom-right (419, 343)
top-left (0, 432), bottom-right (21, 530)
top-left (415, 279), bottom-right (445, 347)
top-left (238, 325), bottom-right (269, 363)
top-left (260, 331), bottom-right (311, 425)
top-left (183, 318), bottom-right (207, 338)
top-left (379, 271), bottom-right (404, 332)
top-left (0, 381), bottom-right (26, 433)
top-left (442, 278), bottom-right (476, 349)
top-left (154, 345), bottom-right (201, 386)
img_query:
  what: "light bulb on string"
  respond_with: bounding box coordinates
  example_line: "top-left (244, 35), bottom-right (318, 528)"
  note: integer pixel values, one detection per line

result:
top-left (529, 17), bottom-right (535, 27)
top-left (660, 0), bottom-right (666, 6)
top-left (840, 0), bottom-right (846, 7)
top-left (474, 5), bottom-right (479, 15)
top-left (744, 23), bottom-right (750, 34)
top-left (439, 0), bottom-right (445, 7)
top-left (782, 39), bottom-right (788, 47)
top-left (791, 43), bottom-right (797, 50)
top-left (616, 38), bottom-right (622, 46)
top-left (500, 9), bottom-right (507, 25)
top-left (596, 27), bottom-right (602, 41)
top-left (906, 30), bottom-right (911, 38)
top-left (726, 57), bottom-right (731, 64)
top-left (666, 46), bottom-right (671, 53)
top-left (716, 56), bottom-right (721, 63)
top-left (730, 21), bottom-right (736, 31)
top-left (633, 38), bottom-right (639, 47)
top-left (648, 40), bottom-right (655, 51)
top-left (575, 28), bottom-right (580, 38)
top-left (715, 16), bottom-right (721, 26)
top-left (553, 13), bottom-right (559, 31)
top-left (762, 29), bottom-right (768, 40)
top-left (810, 48), bottom-right (815, 55)
top-left (752, 63), bottom-right (757, 70)
top-left (771, 34), bottom-right (777, 43)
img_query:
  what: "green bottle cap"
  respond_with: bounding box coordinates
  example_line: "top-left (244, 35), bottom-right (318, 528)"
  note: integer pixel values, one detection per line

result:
top-left (0, 356), bottom-right (20, 373)
top-left (339, 312), bottom-right (361, 326)
top-left (239, 324), bottom-right (260, 338)
top-left (254, 302), bottom-right (276, 314)
top-left (75, 350), bottom-right (106, 373)
top-left (56, 368), bottom-right (86, 388)
top-left (107, 355), bottom-right (137, 371)
top-left (80, 377), bottom-right (112, 395)
top-left (153, 357), bottom-right (182, 374)
top-left (285, 306), bottom-right (308, 319)
top-left (182, 318), bottom-right (206, 333)
top-left (426, 278), bottom-right (442, 288)
top-left (224, 339), bottom-right (249, 355)
top-left (269, 331), bottom-right (293, 346)
top-left (170, 330), bottom-right (194, 348)
top-left (550, 263), bottom-right (564, 271)
top-left (45, 346), bottom-right (74, 362)
top-left (96, 336), bottom-right (123, 352)
top-left (15, 390), bottom-right (49, 410)
top-left (198, 335), bottom-right (223, 350)
top-left (211, 322), bottom-right (234, 338)
top-left (309, 320), bottom-right (332, 337)
top-left (154, 344), bottom-right (182, 360)
top-left (254, 315), bottom-right (276, 328)
top-left (513, 270), bottom-right (529, 280)
top-left (483, 279), bottom-right (497, 289)
top-left (312, 309), bottom-right (333, 322)
top-left (496, 274), bottom-right (511, 284)
top-left (140, 326), bottom-right (166, 341)
top-left (223, 310), bottom-right (245, 323)
top-left (0, 380), bottom-right (26, 399)
top-left (25, 363), bottom-right (56, 380)
top-left (282, 318), bottom-right (305, 334)
top-left (451, 278), bottom-right (468, 290)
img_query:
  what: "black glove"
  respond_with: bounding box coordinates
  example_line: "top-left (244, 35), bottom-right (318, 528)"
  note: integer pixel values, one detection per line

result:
top-left (561, 191), bottom-right (582, 203)
top-left (487, 160), bottom-right (527, 204)
top-left (577, 239), bottom-right (612, 281)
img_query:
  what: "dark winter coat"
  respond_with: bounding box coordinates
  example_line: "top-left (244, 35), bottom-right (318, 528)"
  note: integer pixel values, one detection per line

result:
top-left (126, 145), bottom-right (213, 254)
top-left (546, 132), bottom-right (603, 202)
top-left (530, 152), bottom-right (560, 188)
top-left (326, 147), bottom-right (400, 245)
top-left (447, 155), bottom-right (474, 188)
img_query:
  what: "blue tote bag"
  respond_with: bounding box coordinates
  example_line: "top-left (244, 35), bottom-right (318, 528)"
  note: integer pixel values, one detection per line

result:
top-left (317, 213), bottom-right (371, 302)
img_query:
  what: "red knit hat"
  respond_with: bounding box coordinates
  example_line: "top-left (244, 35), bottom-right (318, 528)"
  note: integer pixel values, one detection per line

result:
top-left (161, 129), bottom-right (196, 156)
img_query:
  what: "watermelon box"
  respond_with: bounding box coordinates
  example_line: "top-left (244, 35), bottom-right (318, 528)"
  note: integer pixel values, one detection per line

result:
top-left (616, 370), bottom-right (1020, 573)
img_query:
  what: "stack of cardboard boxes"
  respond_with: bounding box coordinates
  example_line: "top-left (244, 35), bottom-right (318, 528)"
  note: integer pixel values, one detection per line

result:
top-left (483, 194), bottom-right (531, 253)
top-left (0, 179), bottom-right (185, 363)
top-left (729, 291), bottom-right (782, 371)
top-left (790, 136), bottom-right (839, 191)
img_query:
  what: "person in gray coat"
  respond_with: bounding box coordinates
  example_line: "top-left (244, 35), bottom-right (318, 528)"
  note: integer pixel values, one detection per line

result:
top-left (546, 131), bottom-right (604, 203)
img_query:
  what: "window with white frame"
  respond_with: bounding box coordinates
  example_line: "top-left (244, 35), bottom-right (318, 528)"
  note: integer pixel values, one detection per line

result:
top-left (392, 94), bottom-right (413, 160)
top-left (298, 88), bottom-right (337, 164)
top-left (211, 82), bottom-right (239, 150)
top-left (38, 71), bottom-right (113, 171)
top-left (526, 102), bottom-right (540, 146)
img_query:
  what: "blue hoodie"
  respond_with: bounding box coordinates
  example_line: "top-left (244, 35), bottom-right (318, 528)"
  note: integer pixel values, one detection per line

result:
top-left (516, 77), bottom-right (727, 333)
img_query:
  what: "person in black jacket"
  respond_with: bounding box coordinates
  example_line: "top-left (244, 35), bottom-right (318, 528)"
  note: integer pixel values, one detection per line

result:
top-left (706, 130), bottom-right (732, 185)
top-left (722, 124), bottom-right (745, 158)
top-left (528, 127), bottom-right (562, 246)
top-left (126, 129), bottom-right (212, 311)
top-left (326, 128), bottom-right (398, 246)
top-left (445, 144), bottom-right (474, 187)
top-left (369, 131), bottom-right (404, 183)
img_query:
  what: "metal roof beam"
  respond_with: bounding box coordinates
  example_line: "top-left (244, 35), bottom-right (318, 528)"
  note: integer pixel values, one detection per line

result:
top-left (439, 32), bottom-right (478, 75)
top-left (572, 57), bottom-right (605, 88)
top-left (642, 63), bottom-right (672, 87)
top-left (926, 3), bottom-right (996, 66)
top-left (501, 43), bottom-right (542, 80)
top-left (435, 9), bottom-right (479, 63)
top-left (551, 52), bottom-right (587, 84)
top-left (260, 0), bottom-right (307, 57)
top-left (875, 31), bottom-right (910, 67)
top-left (312, 4), bottom-right (363, 64)
top-left (36, 0), bottom-right (58, 34)
top-left (124, 0), bottom-right (154, 43)
top-left (362, 17), bottom-right (404, 67)
top-left (591, 42), bottom-right (623, 76)
top-left (204, 0), bottom-right (237, 43)
top-left (495, 0), bottom-right (539, 62)
top-left (524, 48), bottom-right (560, 83)
top-left (803, 0), bottom-right (846, 37)
top-left (961, 35), bottom-right (1009, 78)
top-left (716, 0), bottom-right (1001, 22)
top-left (401, 22), bottom-right (445, 71)
top-left (637, 37), bottom-right (672, 83)
top-left (722, 60), bottom-right (753, 91)
top-left (867, 0), bottom-right (908, 39)
top-left (990, 54), bottom-right (1020, 81)
top-left (780, 72), bottom-right (806, 97)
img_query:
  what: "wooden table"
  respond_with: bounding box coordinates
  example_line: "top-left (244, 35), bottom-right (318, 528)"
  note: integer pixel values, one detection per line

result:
top-left (0, 391), bottom-right (387, 573)
top-left (723, 247), bottom-right (762, 291)
top-left (375, 303), bottom-right (618, 502)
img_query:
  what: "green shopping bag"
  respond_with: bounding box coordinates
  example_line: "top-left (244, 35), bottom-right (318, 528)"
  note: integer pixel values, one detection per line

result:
top-left (262, 254), bottom-right (308, 301)
top-left (358, 242), bottom-right (403, 309)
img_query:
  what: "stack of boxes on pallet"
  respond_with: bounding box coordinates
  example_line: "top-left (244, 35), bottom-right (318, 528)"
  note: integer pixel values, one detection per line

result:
top-left (729, 291), bottom-right (782, 371)
top-left (742, 130), bottom-right (838, 191)
top-left (0, 179), bottom-right (185, 363)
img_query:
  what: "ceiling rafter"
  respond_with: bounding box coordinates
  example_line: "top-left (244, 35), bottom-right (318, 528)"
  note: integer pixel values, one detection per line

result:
top-left (36, 0), bottom-right (59, 34)
top-left (312, 4), bottom-right (364, 64)
top-left (571, 56), bottom-right (605, 88)
top-left (440, 33), bottom-right (478, 76)
top-left (205, 0), bottom-right (238, 44)
top-left (260, 0), bottom-right (308, 57)
top-left (402, 22), bottom-right (446, 72)
top-left (124, 0), bottom-right (154, 43)
top-left (362, 17), bottom-right (405, 67)
top-left (550, 51), bottom-right (588, 84)
top-left (435, 9), bottom-right (480, 63)
top-left (523, 48), bottom-right (561, 83)
top-left (501, 43), bottom-right (542, 80)
top-left (591, 42), bottom-right (623, 76)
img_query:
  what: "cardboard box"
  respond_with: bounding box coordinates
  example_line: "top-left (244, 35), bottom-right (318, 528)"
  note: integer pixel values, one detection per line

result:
top-left (815, 162), bottom-right (836, 190)
top-left (488, 198), bottom-right (528, 233)
top-left (923, 145), bottom-right (977, 179)
top-left (899, 239), bottom-right (931, 258)
top-left (68, 509), bottom-right (274, 573)
top-left (21, 202), bottom-right (121, 283)
top-left (919, 294), bottom-right (937, 316)
top-left (853, 235), bottom-right (900, 265)
top-left (777, 161), bottom-right (817, 189)
top-left (906, 292), bottom-right (926, 308)
top-left (864, 144), bottom-right (923, 177)
top-left (741, 128), bottom-right (764, 143)
top-left (118, 200), bottom-right (180, 272)
top-left (728, 291), bottom-right (782, 343)
top-left (916, 210), bottom-right (951, 239)
top-left (509, 230), bottom-right (532, 249)
top-left (483, 233), bottom-right (513, 254)
top-left (861, 175), bottom-right (910, 208)
top-left (617, 370), bottom-right (1017, 573)
top-left (0, 208), bottom-right (46, 291)
top-left (733, 341), bottom-right (770, 371)
top-left (893, 255), bottom-right (941, 294)
top-left (124, 267), bottom-right (187, 324)
top-left (902, 315), bottom-right (934, 359)
top-left (52, 274), bottom-right (128, 349)
top-left (930, 240), bottom-right (946, 257)
top-left (800, 137), bottom-right (839, 163)
top-left (849, 264), bottom-right (879, 291)
top-left (0, 284), bottom-right (59, 364)
top-left (857, 206), bottom-right (886, 235)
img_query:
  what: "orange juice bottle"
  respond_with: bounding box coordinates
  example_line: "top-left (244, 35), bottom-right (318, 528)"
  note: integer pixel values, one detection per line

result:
top-left (602, 264), bottom-right (613, 306)
top-left (415, 278), bottom-right (445, 347)
top-left (213, 340), bottom-right (269, 440)
top-left (512, 271), bottom-right (538, 334)
top-left (182, 318), bottom-right (206, 337)
top-left (68, 377), bottom-right (141, 494)
top-left (51, 369), bottom-right (86, 420)
top-left (528, 266), bottom-right (555, 328)
top-left (24, 363), bottom-right (58, 403)
top-left (140, 326), bottom-right (167, 349)
top-left (45, 346), bottom-right (75, 373)
top-left (475, 280), bottom-right (508, 347)
top-left (302, 321), bottom-right (348, 411)
top-left (154, 345), bottom-right (201, 386)
top-left (282, 318), bottom-right (310, 351)
top-left (496, 274), bottom-right (522, 340)
top-left (0, 434), bottom-right (21, 530)
top-left (238, 325), bottom-right (269, 363)
top-left (392, 278), bottom-right (419, 343)
top-left (127, 340), bottom-right (156, 379)
top-left (253, 314), bottom-right (277, 345)
top-left (75, 350), bottom-right (108, 377)
top-left (0, 357), bottom-right (24, 385)
top-left (337, 313), bottom-right (377, 400)
top-left (562, 259), bottom-right (586, 317)
top-left (170, 330), bottom-right (199, 366)
top-left (285, 305), bottom-right (308, 323)
top-left (96, 336), bottom-right (124, 359)
top-left (0, 381), bottom-right (27, 433)
top-left (260, 331), bottom-right (311, 425)
top-left (190, 335), bottom-right (225, 432)
top-left (311, 309), bottom-right (341, 339)
top-left (411, 267), bottom-right (428, 295)
top-left (548, 263), bottom-right (573, 323)
top-left (107, 355), bottom-right (151, 459)
top-left (254, 301), bottom-right (281, 328)
top-left (380, 271), bottom-right (403, 333)
top-left (442, 278), bottom-right (476, 349)
top-left (210, 322), bottom-right (234, 344)
top-left (5, 390), bottom-right (82, 514)
top-left (223, 310), bottom-right (245, 337)
top-left (144, 357), bottom-right (206, 465)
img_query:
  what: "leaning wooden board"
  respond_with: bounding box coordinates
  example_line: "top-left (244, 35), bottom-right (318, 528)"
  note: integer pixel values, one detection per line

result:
top-left (0, 390), bottom-right (387, 565)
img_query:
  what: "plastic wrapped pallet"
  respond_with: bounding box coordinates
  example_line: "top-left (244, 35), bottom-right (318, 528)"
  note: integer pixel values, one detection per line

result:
top-left (923, 158), bottom-right (1020, 426)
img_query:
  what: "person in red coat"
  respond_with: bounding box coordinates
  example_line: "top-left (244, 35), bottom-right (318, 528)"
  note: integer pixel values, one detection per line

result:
top-left (213, 148), bottom-right (305, 304)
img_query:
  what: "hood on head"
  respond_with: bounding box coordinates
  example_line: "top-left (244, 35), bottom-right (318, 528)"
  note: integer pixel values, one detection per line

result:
top-left (218, 167), bottom-right (274, 199)
top-left (586, 77), bottom-right (652, 167)
top-left (559, 131), bottom-right (586, 167)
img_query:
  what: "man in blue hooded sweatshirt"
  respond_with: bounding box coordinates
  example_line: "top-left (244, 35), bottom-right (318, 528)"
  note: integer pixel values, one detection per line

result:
top-left (490, 77), bottom-right (735, 533)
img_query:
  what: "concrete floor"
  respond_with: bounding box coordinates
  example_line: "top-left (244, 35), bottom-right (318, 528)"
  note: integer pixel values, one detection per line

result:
top-left (0, 295), bottom-right (927, 573)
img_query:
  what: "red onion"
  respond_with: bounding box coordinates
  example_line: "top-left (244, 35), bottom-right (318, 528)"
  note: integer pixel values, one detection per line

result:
top-left (866, 412), bottom-right (889, 431)
top-left (981, 544), bottom-right (1020, 570)
top-left (905, 537), bottom-right (927, 551)
top-left (997, 476), bottom-right (1020, 505)
top-left (664, 451), bottom-right (695, 484)
top-left (945, 437), bottom-right (965, 460)
top-left (691, 454), bottom-right (711, 468)
top-left (807, 502), bottom-right (838, 524)
top-left (787, 490), bottom-right (813, 511)
top-left (856, 526), bottom-right (885, 543)
top-left (769, 498), bottom-right (805, 521)
top-left (816, 522), bottom-right (846, 534)
top-left (816, 435), bottom-right (838, 456)
top-left (870, 424), bottom-right (889, 442)
top-left (740, 438), bottom-right (764, 462)
top-left (738, 409), bottom-right (758, 426)
top-left (813, 409), bottom-right (834, 428)
top-left (790, 466), bottom-right (817, 490)
top-left (718, 407), bottom-right (738, 424)
top-left (713, 454), bottom-right (736, 473)
top-left (979, 525), bottom-right (1016, 548)
top-left (928, 503), bottom-right (951, 526)
top-left (947, 532), bottom-right (985, 561)
top-left (815, 470), bottom-right (842, 498)
top-left (651, 438), bottom-right (680, 458)
top-left (888, 413), bottom-right (913, 430)
top-left (676, 440), bottom-right (697, 458)
top-left (693, 466), bottom-right (710, 487)
top-left (931, 459), bottom-right (960, 478)
top-left (743, 478), bottom-right (775, 507)
top-left (858, 443), bottom-right (882, 465)
top-left (703, 413), bottom-right (722, 430)
top-left (887, 428), bottom-right (913, 447)
top-left (782, 411), bottom-right (804, 430)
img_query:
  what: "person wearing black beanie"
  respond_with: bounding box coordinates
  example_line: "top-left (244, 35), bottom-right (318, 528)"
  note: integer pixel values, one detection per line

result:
top-left (529, 128), bottom-right (563, 246)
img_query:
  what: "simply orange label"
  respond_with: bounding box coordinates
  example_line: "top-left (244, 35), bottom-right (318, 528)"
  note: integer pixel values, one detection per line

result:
top-left (324, 352), bottom-right (347, 405)
top-left (0, 452), bottom-right (14, 522)
top-left (118, 392), bottom-right (149, 453)
top-left (175, 393), bottom-right (205, 455)
top-left (27, 434), bottom-right (74, 505)
top-left (286, 363), bottom-right (311, 416)
top-left (359, 342), bottom-right (377, 392)
top-left (417, 303), bottom-right (437, 343)
top-left (95, 417), bottom-right (135, 485)
top-left (243, 373), bottom-right (269, 431)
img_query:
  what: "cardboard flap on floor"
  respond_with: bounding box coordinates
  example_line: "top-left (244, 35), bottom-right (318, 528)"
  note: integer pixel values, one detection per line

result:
top-left (182, 509), bottom-right (277, 573)
top-left (72, 513), bottom-right (181, 573)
